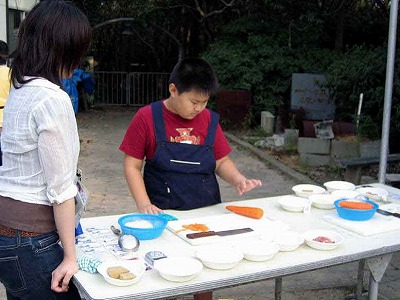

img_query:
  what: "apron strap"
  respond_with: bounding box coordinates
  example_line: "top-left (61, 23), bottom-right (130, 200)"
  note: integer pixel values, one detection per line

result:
top-left (151, 101), bottom-right (167, 142)
top-left (204, 110), bottom-right (219, 146)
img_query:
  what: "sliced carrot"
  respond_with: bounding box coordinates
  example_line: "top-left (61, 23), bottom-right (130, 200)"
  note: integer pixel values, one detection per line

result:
top-left (175, 223), bottom-right (209, 234)
top-left (226, 205), bottom-right (264, 219)
top-left (338, 201), bottom-right (374, 210)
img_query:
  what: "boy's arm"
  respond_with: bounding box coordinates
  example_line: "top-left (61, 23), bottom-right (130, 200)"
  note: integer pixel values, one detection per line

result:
top-left (123, 154), bottom-right (163, 214)
top-left (215, 156), bottom-right (262, 196)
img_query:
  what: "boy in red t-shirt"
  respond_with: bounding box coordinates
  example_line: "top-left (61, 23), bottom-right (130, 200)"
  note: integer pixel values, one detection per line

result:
top-left (120, 57), bottom-right (261, 215)
top-left (120, 57), bottom-right (261, 300)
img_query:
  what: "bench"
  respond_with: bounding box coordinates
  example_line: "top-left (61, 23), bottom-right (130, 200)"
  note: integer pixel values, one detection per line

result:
top-left (336, 153), bottom-right (400, 184)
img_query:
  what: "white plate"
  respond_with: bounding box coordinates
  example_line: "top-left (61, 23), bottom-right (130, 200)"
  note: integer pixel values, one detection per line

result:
top-left (196, 246), bottom-right (243, 270)
top-left (241, 240), bottom-right (280, 262)
top-left (323, 181), bottom-right (356, 192)
top-left (97, 260), bottom-right (145, 287)
top-left (154, 257), bottom-right (203, 282)
top-left (292, 184), bottom-right (326, 198)
top-left (330, 189), bottom-right (362, 200)
top-left (278, 196), bottom-right (311, 212)
top-left (273, 231), bottom-right (304, 251)
top-left (309, 194), bottom-right (338, 209)
top-left (303, 229), bottom-right (343, 251)
top-left (356, 187), bottom-right (389, 202)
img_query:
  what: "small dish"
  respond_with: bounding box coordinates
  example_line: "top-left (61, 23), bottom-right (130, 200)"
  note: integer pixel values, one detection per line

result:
top-left (309, 194), bottom-right (338, 210)
top-left (273, 231), bottom-right (304, 251)
top-left (355, 187), bottom-right (389, 202)
top-left (278, 196), bottom-right (311, 212)
top-left (97, 260), bottom-right (146, 287)
top-left (292, 184), bottom-right (326, 198)
top-left (324, 181), bottom-right (356, 192)
top-left (303, 230), bottom-right (343, 250)
top-left (154, 257), bottom-right (203, 282)
top-left (196, 246), bottom-right (243, 270)
top-left (241, 240), bottom-right (280, 262)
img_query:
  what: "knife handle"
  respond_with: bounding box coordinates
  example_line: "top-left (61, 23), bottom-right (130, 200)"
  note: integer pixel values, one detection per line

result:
top-left (186, 231), bottom-right (216, 239)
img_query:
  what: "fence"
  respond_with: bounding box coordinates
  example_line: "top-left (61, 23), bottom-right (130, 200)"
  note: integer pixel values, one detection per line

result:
top-left (93, 71), bottom-right (170, 106)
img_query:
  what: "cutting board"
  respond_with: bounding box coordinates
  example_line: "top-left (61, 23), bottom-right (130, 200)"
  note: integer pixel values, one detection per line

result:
top-left (167, 213), bottom-right (289, 246)
top-left (323, 213), bottom-right (400, 236)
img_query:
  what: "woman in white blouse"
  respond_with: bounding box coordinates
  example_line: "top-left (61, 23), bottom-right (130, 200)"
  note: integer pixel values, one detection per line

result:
top-left (0, 1), bottom-right (91, 299)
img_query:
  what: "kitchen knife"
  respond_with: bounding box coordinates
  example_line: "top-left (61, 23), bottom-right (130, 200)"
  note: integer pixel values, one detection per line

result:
top-left (186, 227), bottom-right (253, 239)
top-left (377, 209), bottom-right (400, 218)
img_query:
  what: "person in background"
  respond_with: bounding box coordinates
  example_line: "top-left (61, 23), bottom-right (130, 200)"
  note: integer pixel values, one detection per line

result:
top-left (120, 57), bottom-right (262, 300)
top-left (0, 1), bottom-right (92, 299)
top-left (61, 68), bottom-right (94, 114)
top-left (0, 40), bottom-right (10, 166)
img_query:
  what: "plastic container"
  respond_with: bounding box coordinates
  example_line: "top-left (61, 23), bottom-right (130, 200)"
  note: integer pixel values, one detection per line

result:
top-left (334, 199), bottom-right (378, 221)
top-left (118, 214), bottom-right (168, 240)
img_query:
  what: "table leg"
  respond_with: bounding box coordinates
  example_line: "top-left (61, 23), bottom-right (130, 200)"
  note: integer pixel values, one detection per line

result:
top-left (275, 277), bottom-right (282, 300)
top-left (366, 254), bottom-right (393, 300)
top-left (356, 259), bottom-right (366, 298)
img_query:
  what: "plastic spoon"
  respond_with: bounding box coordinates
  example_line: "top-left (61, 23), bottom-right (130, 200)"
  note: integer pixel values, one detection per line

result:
top-left (110, 225), bottom-right (140, 252)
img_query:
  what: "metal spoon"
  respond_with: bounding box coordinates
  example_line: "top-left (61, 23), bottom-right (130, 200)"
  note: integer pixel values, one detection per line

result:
top-left (110, 225), bottom-right (140, 252)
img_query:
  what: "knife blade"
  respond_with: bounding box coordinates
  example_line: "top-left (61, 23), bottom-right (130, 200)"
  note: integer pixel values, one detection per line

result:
top-left (186, 227), bottom-right (253, 239)
top-left (377, 209), bottom-right (400, 218)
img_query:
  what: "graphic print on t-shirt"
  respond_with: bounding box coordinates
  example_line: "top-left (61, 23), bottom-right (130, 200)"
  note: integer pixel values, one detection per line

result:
top-left (170, 128), bottom-right (200, 144)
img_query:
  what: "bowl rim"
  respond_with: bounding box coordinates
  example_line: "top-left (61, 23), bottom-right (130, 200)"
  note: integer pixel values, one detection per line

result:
top-left (292, 184), bottom-right (326, 193)
top-left (303, 229), bottom-right (343, 245)
top-left (196, 247), bottom-right (244, 263)
top-left (334, 199), bottom-right (379, 211)
top-left (279, 197), bottom-right (311, 209)
top-left (323, 180), bottom-right (356, 190)
top-left (118, 213), bottom-right (168, 230)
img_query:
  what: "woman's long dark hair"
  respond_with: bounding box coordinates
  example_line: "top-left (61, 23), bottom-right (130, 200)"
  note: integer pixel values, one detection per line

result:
top-left (10, 0), bottom-right (92, 88)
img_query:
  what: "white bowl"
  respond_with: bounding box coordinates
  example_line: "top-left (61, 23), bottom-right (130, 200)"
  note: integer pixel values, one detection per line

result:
top-left (309, 194), bottom-right (338, 209)
top-left (273, 232), bottom-right (304, 251)
top-left (196, 246), bottom-right (243, 270)
top-left (278, 196), bottom-right (311, 212)
top-left (154, 257), bottom-right (203, 282)
top-left (241, 240), bottom-right (280, 262)
top-left (355, 187), bottom-right (389, 202)
top-left (303, 230), bottom-right (343, 251)
top-left (292, 184), bottom-right (326, 198)
top-left (97, 260), bottom-right (146, 286)
top-left (330, 189), bottom-right (362, 200)
top-left (323, 181), bottom-right (356, 192)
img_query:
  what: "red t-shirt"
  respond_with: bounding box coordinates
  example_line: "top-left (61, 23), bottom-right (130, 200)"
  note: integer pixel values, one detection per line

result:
top-left (119, 101), bottom-right (231, 160)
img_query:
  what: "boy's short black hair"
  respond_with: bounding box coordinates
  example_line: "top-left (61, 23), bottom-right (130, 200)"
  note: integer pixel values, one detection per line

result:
top-left (169, 57), bottom-right (219, 96)
top-left (11, 0), bottom-right (92, 87)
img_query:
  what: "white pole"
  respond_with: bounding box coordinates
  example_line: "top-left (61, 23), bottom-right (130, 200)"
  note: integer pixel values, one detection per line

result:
top-left (356, 93), bottom-right (363, 129)
top-left (379, 0), bottom-right (398, 184)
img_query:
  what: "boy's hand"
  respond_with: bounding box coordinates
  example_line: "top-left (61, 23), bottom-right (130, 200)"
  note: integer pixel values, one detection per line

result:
top-left (235, 179), bottom-right (262, 196)
top-left (138, 203), bottom-right (163, 214)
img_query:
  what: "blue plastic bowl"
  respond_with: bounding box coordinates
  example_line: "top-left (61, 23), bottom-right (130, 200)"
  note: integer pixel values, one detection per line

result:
top-left (334, 199), bottom-right (378, 221)
top-left (118, 214), bottom-right (168, 240)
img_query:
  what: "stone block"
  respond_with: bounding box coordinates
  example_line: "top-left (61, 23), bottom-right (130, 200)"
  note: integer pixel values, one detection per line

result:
top-left (297, 137), bottom-right (331, 155)
top-left (261, 111), bottom-right (275, 135)
top-left (331, 140), bottom-right (359, 159)
top-left (300, 153), bottom-right (331, 167)
top-left (284, 129), bottom-right (299, 151)
top-left (359, 140), bottom-right (381, 158)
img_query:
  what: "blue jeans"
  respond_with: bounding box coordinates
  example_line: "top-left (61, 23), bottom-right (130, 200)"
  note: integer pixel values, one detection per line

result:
top-left (0, 231), bottom-right (80, 300)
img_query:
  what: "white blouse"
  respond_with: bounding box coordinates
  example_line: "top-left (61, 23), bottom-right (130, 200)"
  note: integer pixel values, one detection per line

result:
top-left (0, 78), bottom-right (79, 205)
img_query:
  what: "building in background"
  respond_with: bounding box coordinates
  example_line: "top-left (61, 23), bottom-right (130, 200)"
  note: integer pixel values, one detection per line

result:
top-left (0, 0), bottom-right (38, 52)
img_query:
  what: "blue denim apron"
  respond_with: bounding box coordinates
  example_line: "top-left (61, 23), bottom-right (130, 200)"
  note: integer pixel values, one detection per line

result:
top-left (144, 101), bottom-right (221, 210)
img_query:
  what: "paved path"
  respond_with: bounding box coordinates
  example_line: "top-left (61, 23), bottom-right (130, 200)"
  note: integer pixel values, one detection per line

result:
top-left (1, 107), bottom-right (399, 299)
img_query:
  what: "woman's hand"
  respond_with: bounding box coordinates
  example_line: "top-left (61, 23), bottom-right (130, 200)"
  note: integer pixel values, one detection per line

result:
top-left (138, 203), bottom-right (163, 214)
top-left (235, 179), bottom-right (262, 196)
top-left (51, 257), bottom-right (78, 293)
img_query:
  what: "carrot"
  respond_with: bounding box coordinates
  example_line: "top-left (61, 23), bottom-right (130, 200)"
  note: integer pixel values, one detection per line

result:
top-left (226, 205), bottom-right (264, 219)
top-left (339, 201), bottom-right (374, 210)
top-left (175, 223), bottom-right (209, 234)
